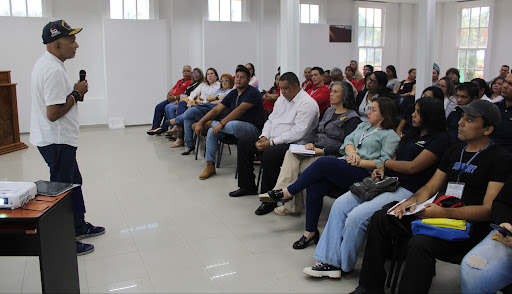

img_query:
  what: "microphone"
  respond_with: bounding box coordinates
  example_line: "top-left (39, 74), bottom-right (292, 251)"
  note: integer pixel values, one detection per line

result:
top-left (79, 70), bottom-right (86, 82)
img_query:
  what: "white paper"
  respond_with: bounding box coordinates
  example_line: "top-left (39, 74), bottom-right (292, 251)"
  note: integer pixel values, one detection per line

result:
top-left (387, 193), bottom-right (438, 216)
top-left (289, 144), bottom-right (315, 156)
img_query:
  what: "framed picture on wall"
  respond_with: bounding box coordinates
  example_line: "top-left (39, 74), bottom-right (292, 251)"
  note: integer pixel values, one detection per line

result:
top-left (329, 25), bottom-right (352, 43)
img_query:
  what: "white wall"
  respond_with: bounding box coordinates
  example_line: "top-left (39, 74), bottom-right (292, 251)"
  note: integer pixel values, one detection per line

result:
top-left (2, 0), bottom-right (510, 134)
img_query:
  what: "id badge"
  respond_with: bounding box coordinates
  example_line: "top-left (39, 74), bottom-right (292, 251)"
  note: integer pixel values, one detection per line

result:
top-left (445, 182), bottom-right (465, 199)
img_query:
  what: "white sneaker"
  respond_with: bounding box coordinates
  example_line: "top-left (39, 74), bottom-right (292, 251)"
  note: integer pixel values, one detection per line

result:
top-left (303, 262), bottom-right (342, 278)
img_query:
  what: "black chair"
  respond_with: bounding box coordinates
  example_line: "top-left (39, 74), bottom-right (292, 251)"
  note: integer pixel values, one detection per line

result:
top-left (216, 135), bottom-right (238, 168)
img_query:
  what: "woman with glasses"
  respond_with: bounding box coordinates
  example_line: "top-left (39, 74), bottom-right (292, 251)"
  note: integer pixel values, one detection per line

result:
top-left (302, 97), bottom-right (448, 278)
top-left (355, 71), bottom-right (390, 122)
top-left (437, 77), bottom-right (457, 117)
top-left (260, 97), bottom-right (400, 250)
top-left (167, 68), bottom-right (220, 153)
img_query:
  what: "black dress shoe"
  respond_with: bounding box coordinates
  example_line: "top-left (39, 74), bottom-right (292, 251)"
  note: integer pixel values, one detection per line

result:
top-left (259, 189), bottom-right (292, 203)
top-left (255, 202), bottom-right (277, 215)
top-left (293, 229), bottom-right (320, 249)
top-left (181, 147), bottom-right (195, 155)
top-left (229, 186), bottom-right (258, 197)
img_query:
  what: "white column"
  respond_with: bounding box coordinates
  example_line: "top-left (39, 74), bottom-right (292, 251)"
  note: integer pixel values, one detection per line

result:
top-left (280, 0), bottom-right (300, 75)
top-left (415, 0), bottom-right (436, 100)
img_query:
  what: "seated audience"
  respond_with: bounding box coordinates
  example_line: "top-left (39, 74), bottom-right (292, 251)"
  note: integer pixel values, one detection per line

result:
top-left (386, 65), bottom-right (399, 91)
top-left (394, 68), bottom-right (416, 97)
top-left (263, 81), bottom-right (362, 216)
top-left (168, 73), bottom-right (234, 154)
top-left (487, 65), bottom-right (510, 88)
top-left (262, 73), bottom-right (280, 112)
top-left (485, 76), bottom-right (505, 103)
top-left (302, 67), bottom-right (313, 92)
top-left (303, 97), bottom-right (448, 278)
top-left (164, 68), bottom-right (203, 136)
top-left (355, 71), bottom-right (390, 121)
top-left (351, 99), bottom-right (512, 294)
top-left (492, 74), bottom-right (512, 153)
top-left (471, 77), bottom-right (491, 100)
top-left (260, 97), bottom-right (400, 249)
top-left (446, 82), bottom-right (479, 146)
top-left (460, 176), bottom-right (512, 294)
top-left (345, 66), bottom-right (359, 89)
top-left (396, 86), bottom-right (444, 136)
top-left (331, 67), bottom-right (357, 94)
top-left (307, 67), bottom-right (331, 116)
top-left (169, 68), bottom-right (220, 148)
top-left (350, 60), bottom-right (364, 81)
top-left (194, 66), bottom-right (265, 179)
top-left (432, 63), bottom-right (440, 86)
top-left (437, 76), bottom-right (457, 117)
top-left (230, 72), bottom-right (319, 217)
top-left (147, 65), bottom-right (193, 135)
top-left (246, 63), bottom-right (259, 90)
top-left (357, 65), bottom-right (374, 92)
top-left (323, 69), bottom-right (331, 85)
top-left (446, 67), bottom-right (461, 88)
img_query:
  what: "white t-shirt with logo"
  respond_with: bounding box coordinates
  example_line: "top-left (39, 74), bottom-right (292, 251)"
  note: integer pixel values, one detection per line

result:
top-left (30, 51), bottom-right (79, 147)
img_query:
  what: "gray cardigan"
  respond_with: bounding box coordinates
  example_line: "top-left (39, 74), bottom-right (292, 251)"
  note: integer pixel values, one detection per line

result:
top-left (313, 107), bottom-right (361, 156)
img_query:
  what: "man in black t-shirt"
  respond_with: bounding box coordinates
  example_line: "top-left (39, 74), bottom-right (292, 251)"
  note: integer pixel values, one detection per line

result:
top-left (194, 66), bottom-right (264, 179)
top-left (351, 99), bottom-right (512, 294)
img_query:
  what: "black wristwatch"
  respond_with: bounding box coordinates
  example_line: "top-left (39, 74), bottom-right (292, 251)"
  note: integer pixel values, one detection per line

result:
top-left (71, 91), bottom-right (82, 102)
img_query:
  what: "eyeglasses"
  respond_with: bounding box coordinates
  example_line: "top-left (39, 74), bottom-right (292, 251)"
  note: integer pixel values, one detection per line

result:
top-left (368, 107), bottom-right (379, 112)
top-left (221, 79), bottom-right (229, 83)
top-left (192, 73), bottom-right (200, 76)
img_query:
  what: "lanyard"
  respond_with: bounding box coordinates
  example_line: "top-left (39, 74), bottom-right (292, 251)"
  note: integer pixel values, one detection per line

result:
top-left (456, 141), bottom-right (493, 182)
top-left (357, 125), bottom-right (380, 149)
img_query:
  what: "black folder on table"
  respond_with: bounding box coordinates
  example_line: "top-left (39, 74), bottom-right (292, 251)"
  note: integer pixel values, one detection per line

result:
top-left (35, 180), bottom-right (81, 197)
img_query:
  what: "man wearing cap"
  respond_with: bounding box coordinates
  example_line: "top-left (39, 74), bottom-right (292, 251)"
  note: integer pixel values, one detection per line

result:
top-left (30, 20), bottom-right (105, 256)
top-left (350, 99), bottom-right (512, 294)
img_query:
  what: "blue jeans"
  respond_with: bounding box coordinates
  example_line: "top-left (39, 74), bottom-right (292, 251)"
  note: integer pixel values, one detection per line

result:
top-left (174, 105), bottom-right (214, 148)
top-left (461, 230), bottom-right (512, 293)
top-left (314, 188), bottom-right (413, 272)
top-left (38, 144), bottom-right (86, 233)
top-left (177, 100), bottom-right (188, 116)
top-left (287, 157), bottom-right (370, 232)
top-left (164, 104), bottom-right (178, 127)
top-left (153, 100), bottom-right (170, 129)
top-left (205, 120), bottom-right (260, 162)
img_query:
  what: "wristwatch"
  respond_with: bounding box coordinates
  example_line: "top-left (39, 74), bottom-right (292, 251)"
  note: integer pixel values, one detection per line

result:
top-left (71, 90), bottom-right (82, 102)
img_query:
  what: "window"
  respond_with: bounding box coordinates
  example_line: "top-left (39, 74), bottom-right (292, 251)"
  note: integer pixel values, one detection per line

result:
top-left (208, 0), bottom-right (242, 22)
top-left (110, 0), bottom-right (149, 20)
top-left (0, 0), bottom-right (42, 17)
top-left (358, 7), bottom-right (383, 72)
top-left (457, 6), bottom-right (489, 82)
top-left (300, 4), bottom-right (319, 24)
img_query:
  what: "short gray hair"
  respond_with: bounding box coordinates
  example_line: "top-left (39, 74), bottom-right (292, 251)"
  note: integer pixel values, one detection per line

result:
top-left (329, 80), bottom-right (356, 110)
top-left (331, 67), bottom-right (343, 76)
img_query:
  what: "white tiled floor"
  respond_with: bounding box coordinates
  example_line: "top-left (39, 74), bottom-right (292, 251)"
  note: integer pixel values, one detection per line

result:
top-left (0, 125), bottom-right (461, 293)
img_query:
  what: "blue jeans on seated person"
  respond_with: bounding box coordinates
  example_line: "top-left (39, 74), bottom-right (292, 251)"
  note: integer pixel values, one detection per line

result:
top-left (153, 100), bottom-right (170, 130)
top-left (177, 100), bottom-right (188, 116)
top-left (205, 120), bottom-right (260, 163)
top-left (174, 104), bottom-right (215, 149)
top-left (314, 188), bottom-right (413, 272)
top-left (164, 104), bottom-right (178, 127)
top-left (287, 157), bottom-right (370, 232)
top-left (460, 230), bottom-right (512, 293)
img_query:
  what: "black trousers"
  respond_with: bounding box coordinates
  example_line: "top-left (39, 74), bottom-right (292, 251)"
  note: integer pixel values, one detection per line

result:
top-left (236, 135), bottom-right (290, 192)
top-left (359, 208), bottom-right (485, 294)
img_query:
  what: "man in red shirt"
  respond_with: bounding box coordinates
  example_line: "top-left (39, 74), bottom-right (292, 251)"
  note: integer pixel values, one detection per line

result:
top-left (307, 67), bottom-right (331, 116)
top-left (148, 65), bottom-right (193, 135)
top-left (302, 67), bottom-right (314, 92)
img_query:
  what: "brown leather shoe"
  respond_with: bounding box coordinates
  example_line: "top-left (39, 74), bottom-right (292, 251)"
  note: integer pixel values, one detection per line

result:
top-left (199, 161), bottom-right (216, 179)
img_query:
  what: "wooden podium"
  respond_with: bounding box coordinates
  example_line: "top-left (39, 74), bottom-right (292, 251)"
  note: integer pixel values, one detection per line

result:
top-left (0, 71), bottom-right (28, 155)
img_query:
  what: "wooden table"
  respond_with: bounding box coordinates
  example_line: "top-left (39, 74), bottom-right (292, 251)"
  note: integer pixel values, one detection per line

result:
top-left (0, 191), bottom-right (80, 293)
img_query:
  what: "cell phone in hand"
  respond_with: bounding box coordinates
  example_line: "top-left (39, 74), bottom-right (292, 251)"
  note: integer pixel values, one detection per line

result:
top-left (490, 224), bottom-right (512, 237)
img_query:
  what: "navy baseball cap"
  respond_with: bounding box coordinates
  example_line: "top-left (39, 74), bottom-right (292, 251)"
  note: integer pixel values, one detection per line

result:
top-left (458, 99), bottom-right (501, 127)
top-left (42, 20), bottom-right (82, 44)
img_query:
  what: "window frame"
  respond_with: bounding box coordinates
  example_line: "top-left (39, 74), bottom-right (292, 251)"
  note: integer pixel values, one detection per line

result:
top-left (0, 0), bottom-right (43, 17)
top-left (109, 0), bottom-right (153, 20)
top-left (356, 5), bottom-right (385, 73)
top-left (456, 1), bottom-right (494, 82)
top-left (207, 0), bottom-right (246, 22)
top-left (299, 0), bottom-right (325, 24)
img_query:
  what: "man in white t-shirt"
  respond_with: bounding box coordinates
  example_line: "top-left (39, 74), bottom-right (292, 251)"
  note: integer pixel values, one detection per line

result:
top-left (30, 20), bottom-right (104, 256)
